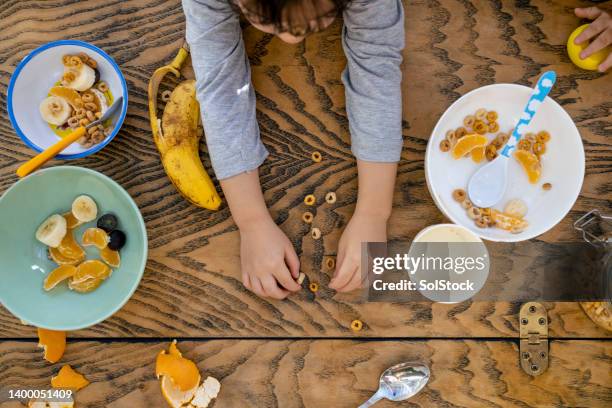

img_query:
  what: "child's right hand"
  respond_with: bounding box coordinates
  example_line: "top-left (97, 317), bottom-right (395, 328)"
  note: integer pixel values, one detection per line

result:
top-left (239, 216), bottom-right (301, 299)
top-left (574, 6), bottom-right (612, 72)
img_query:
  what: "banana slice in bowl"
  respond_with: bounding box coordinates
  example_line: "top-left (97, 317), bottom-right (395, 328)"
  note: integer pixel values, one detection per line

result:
top-left (39, 96), bottom-right (72, 126)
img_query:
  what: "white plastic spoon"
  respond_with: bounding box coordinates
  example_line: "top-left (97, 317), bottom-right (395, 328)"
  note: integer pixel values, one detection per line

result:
top-left (467, 71), bottom-right (557, 208)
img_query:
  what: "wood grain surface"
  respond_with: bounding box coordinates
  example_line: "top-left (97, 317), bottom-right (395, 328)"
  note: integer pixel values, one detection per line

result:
top-left (1, 339), bottom-right (611, 407)
top-left (0, 0), bottom-right (610, 341)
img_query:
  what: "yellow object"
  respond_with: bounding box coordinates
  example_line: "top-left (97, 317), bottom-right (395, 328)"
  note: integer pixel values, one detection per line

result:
top-left (471, 145), bottom-right (485, 163)
top-left (156, 347), bottom-right (201, 392)
top-left (451, 133), bottom-right (488, 159)
top-left (73, 260), bottom-right (111, 283)
top-left (49, 247), bottom-right (81, 265)
top-left (57, 231), bottom-right (85, 261)
top-left (44, 265), bottom-right (77, 291)
top-left (82, 227), bottom-right (109, 249)
top-left (51, 365), bottom-right (90, 391)
top-left (567, 24), bottom-right (611, 70)
top-left (16, 126), bottom-right (86, 178)
top-left (37, 328), bottom-right (66, 363)
top-left (148, 43), bottom-right (221, 210)
top-left (514, 150), bottom-right (541, 184)
top-left (491, 209), bottom-right (528, 231)
top-left (101, 247), bottom-right (121, 268)
top-left (62, 212), bottom-right (82, 230)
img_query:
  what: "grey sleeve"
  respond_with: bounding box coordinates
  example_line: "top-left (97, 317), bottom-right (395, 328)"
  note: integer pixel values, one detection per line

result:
top-left (182, 0), bottom-right (268, 180)
top-left (342, 0), bottom-right (405, 162)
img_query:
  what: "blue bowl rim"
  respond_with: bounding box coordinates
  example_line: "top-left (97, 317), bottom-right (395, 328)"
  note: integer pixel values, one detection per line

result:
top-left (7, 40), bottom-right (128, 160)
top-left (0, 166), bottom-right (148, 330)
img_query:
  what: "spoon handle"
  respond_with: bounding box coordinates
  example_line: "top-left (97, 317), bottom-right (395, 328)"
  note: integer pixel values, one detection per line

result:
top-left (358, 390), bottom-right (384, 408)
top-left (500, 70), bottom-right (557, 158)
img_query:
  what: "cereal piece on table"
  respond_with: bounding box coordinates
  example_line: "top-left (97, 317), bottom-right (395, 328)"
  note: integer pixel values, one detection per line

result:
top-left (304, 194), bottom-right (316, 206)
top-left (325, 192), bottom-right (337, 204)
top-left (302, 211), bottom-right (314, 224)
top-left (475, 108), bottom-right (487, 120)
top-left (309, 282), bottom-right (319, 292)
top-left (350, 320), bottom-right (363, 332)
top-left (488, 122), bottom-right (499, 133)
top-left (311, 151), bottom-right (322, 163)
top-left (463, 115), bottom-right (475, 128)
top-left (161, 90), bottom-right (172, 102)
top-left (542, 182), bottom-right (552, 191)
top-left (297, 273), bottom-right (306, 285)
top-left (452, 189), bottom-right (466, 202)
top-left (311, 227), bottom-right (321, 240)
top-left (439, 139), bottom-right (451, 152)
top-left (325, 256), bottom-right (335, 270)
top-left (486, 110), bottom-right (498, 123)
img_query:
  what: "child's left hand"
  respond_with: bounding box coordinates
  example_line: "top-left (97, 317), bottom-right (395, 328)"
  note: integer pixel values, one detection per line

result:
top-left (574, 6), bottom-right (612, 72)
top-left (330, 212), bottom-right (387, 292)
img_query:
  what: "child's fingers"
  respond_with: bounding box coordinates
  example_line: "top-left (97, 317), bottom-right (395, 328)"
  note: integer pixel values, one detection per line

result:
top-left (338, 267), bottom-right (364, 293)
top-left (261, 275), bottom-right (290, 299)
top-left (330, 256), bottom-right (356, 290)
top-left (580, 29), bottom-right (611, 59)
top-left (275, 265), bottom-right (301, 292)
top-left (575, 16), bottom-right (606, 45)
top-left (284, 244), bottom-right (300, 279)
top-left (574, 7), bottom-right (602, 20)
top-left (242, 271), bottom-right (251, 290)
top-left (249, 276), bottom-right (266, 298)
top-left (599, 53), bottom-right (612, 72)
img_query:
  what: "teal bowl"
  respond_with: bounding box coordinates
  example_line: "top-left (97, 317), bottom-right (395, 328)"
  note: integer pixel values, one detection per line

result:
top-left (0, 166), bottom-right (147, 330)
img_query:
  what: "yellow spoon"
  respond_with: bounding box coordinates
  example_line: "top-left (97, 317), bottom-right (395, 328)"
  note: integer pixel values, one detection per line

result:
top-left (16, 96), bottom-right (123, 178)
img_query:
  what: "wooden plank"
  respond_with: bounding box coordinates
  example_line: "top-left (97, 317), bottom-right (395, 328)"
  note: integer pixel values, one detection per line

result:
top-left (0, 0), bottom-right (610, 338)
top-left (1, 339), bottom-right (611, 407)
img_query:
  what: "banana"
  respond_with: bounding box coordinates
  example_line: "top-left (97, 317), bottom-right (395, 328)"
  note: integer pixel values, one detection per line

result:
top-left (39, 96), bottom-right (72, 126)
top-left (63, 63), bottom-right (96, 92)
top-left (71, 195), bottom-right (98, 222)
top-left (148, 46), bottom-right (221, 211)
top-left (36, 214), bottom-right (67, 248)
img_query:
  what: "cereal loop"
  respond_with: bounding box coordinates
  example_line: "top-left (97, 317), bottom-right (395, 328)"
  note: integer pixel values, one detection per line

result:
top-left (461, 199), bottom-right (473, 210)
top-left (311, 151), bottom-right (322, 163)
top-left (309, 282), bottom-right (319, 292)
top-left (439, 140), bottom-right (451, 152)
top-left (311, 227), bottom-right (322, 240)
top-left (452, 189), bottom-right (466, 202)
top-left (302, 211), bottom-right (314, 224)
top-left (475, 108), bottom-right (487, 120)
top-left (161, 90), bottom-right (172, 102)
top-left (486, 111), bottom-right (498, 123)
top-left (533, 142), bottom-right (546, 155)
top-left (517, 139), bottom-right (532, 151)
top-left (488, 122), bottom-right (499, 133)
top-left (542, 183), bottom-right (552, 191)
top-left (325, 192), bottom-right (337, 204)
top-left (304, 194), bottom-right (316, 206)
top-left (97, 82), bottom-right (108, 93)
top-left (463, 115), bottom-right (476, 128)
top-left (536, 131), bottom-right (551, 143)
top-left (467, 207), bottom-right (481, 220)
top-left (82, 93), bottom-right (94, 103)
top-left (455, 127), bottom-right (467, 138)
top-left (350, 320), bottom-right (363, 331)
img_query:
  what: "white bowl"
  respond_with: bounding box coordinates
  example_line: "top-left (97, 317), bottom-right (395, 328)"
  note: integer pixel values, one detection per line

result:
top-left (7, 40), bottom-right (128, 159)
top-left (425, 84), bottom-right (584, 242)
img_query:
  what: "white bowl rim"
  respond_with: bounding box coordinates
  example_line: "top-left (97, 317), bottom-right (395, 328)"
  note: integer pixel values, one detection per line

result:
top-left (7, 39), bottom-right (128, 160)
top-left (0, 166), bottom-right (148, 330)
top-left (425, 83), bottom-right (585, 243)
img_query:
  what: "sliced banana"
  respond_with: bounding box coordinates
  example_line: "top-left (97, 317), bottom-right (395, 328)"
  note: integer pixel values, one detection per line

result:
top-left (90, 88), bottom-right (109, 114)
top-left (63, 63), bottom-right (96, 92)
top-left (71, 195), bottom-right (98, 222)
top-left (39, 96), bottom-right (72, 126)
top-left (504, 198), bottom-right (528, 218)
top-left (35, 214), bottom-right (67, 248)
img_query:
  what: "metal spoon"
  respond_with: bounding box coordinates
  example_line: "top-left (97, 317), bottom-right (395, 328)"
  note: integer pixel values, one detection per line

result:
top-left (358, 362), bottom-right (430, 407)
top-left (467, 71), bottom-right (556, 208)
top-left (16, 96), bottom-right (124, 178)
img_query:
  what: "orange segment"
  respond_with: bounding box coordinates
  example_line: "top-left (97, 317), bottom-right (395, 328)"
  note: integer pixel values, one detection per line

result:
top-left (37, 328), bottom-right (66, 363)
top-left (491, 209), bottom-right (529, 231)
top-left (82, 228), bottom-right (109, 249)
top-left (51, 365), bottom-right (90, 391)
top-left (44, 265), bottom-right (77, 291)
top-left (471, 145), bottom-right (485, 163)
top-left (49, 247), bottom-right (82, 266)
top-left (156, 344), bottom-right (200, 392)
top-left (101, 247), bottom-right (121, 268)
top-left (451, 134), bottom-right (488, 159)
top-left (514, 150), bottom-right (541, 183)
top-left (69, 277), bottom-right (103, 293)
top-left (49, 86), bottom-right (83, 110)
top-left (73, 260), bottom-right (111, 283)
top-left (57, 231), bottom-right (85, 260)
top-left (62, 212), bottom-right (82, 230)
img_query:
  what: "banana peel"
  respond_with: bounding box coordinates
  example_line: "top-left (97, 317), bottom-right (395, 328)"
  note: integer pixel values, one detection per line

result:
top-left (148, 42), bottom-right (222, 210)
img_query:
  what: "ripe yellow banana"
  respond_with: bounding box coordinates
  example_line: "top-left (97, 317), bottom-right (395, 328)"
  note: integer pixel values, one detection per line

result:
top-left (148, 43), bottom-right (222, 210)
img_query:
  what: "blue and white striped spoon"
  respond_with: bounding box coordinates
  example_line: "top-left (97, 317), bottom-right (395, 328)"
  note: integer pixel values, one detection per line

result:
top-left (467, 71), bottom-right (557, 208)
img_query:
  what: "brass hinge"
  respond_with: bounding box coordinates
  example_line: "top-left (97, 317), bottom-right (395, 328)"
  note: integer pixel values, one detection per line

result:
top-left (519, 302), bottom-right (549, 376)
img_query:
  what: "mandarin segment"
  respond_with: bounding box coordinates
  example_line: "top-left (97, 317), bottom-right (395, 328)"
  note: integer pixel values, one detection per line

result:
top-left (471, 145), bottom-right (485, 163)
top-left (44, 265), bottom-right (77, 291)
top-left (37, 328), bottom-right (66, 363)
top-left (491, 209), bottom-right (529, 231)
top-left (49, 247), bottom-right (82, 266)
top-left (57, 231), bottom-right (85, 260)
top-left (69, 277), bottom-right (104, 293)
top-left (62, 212), bottom-right (82, 230)
top-left (73, 260), bottom-right (111, 283)
top-left (514, 150), bottom-right (542, 183)
top-left (451, 134), bottom-right (488, 159)
top-left (51, 365), bottom-right (90, 391)
top-left (101, 246), bottom-right (121, 268)
top-left (82, 227), bottom-right (109, 249)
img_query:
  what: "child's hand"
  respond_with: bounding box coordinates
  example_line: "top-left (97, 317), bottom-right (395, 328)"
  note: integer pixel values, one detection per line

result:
top-left (239, 217), bottom-right (301, 299)
top-left (330, 212), bottom-right (387, 293)
top-left (574, 7), bottom-right (612, 72)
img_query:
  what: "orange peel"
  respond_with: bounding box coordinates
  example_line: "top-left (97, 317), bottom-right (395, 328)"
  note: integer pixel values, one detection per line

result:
top-left (51, 365), bottom-right (90, 391)
top-left (44, 265), bottom-right (77, 291)
top-left (156, 342), bottom-right (201, 392)
top-left (37, 328), bottom-right (66, 363)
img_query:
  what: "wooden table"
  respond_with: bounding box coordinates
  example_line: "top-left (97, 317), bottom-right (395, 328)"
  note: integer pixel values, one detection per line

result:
top-left (1, 0), bottom-right (611, 407)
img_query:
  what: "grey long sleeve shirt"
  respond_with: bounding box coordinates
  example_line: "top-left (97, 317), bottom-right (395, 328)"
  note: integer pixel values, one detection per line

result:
top-left (183, 0), bottom-right (404, 180)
